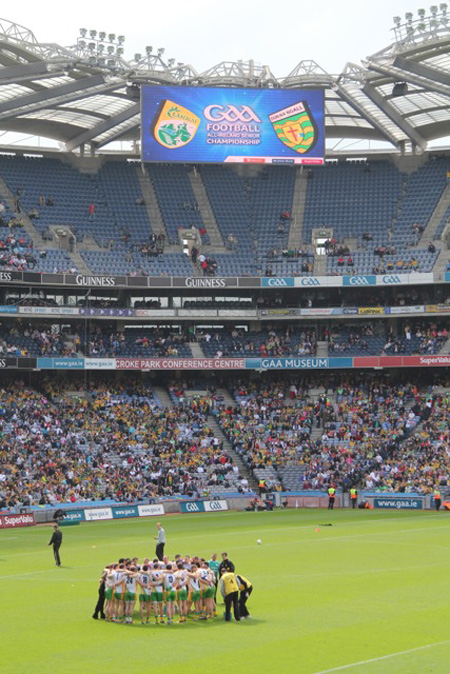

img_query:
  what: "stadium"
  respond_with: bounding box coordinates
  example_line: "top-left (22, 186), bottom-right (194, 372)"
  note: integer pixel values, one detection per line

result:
top-left (1, 8), bottom-right (450, 673)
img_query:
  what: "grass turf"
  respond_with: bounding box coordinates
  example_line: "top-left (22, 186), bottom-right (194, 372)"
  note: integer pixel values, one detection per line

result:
top-left (1, 509), bottom-right (450, 674)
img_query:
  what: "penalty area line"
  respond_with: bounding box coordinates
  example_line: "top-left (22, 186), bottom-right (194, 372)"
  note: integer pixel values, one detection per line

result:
top-left (313, 639), bottom-right (450, 673)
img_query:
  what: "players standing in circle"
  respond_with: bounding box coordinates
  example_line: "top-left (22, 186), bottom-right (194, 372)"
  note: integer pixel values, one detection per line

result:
top-left (138, 565), bottom-right (152, 624)
top-left (124, 566), bottom-right (138, 624)
top-left (175, 561), bottom-right (189, 623)
top-left (150, 561), bottom-right (165, 624)
top-left (164, 564), bottom-right (177, 624)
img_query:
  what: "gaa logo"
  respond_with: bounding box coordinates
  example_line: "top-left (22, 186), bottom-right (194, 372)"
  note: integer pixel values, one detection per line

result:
top-left (208, 501), bottom-right (222, 510)
top-left (301, 277), bottom-right (320, 286)
top-left (267, 278), bottom-right (288, 287)
top-left (204, 105), bottom-right (261, 123)
top-left (349, 276), bottom-right (370, 286)
top-left (382, 275), bottom-right (401, 284)
top-left (185, 502), bottom-right (200, 512)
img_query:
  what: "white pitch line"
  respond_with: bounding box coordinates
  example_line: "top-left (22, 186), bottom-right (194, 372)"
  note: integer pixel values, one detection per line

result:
top-left (313, 639), bottom-right (450, 673)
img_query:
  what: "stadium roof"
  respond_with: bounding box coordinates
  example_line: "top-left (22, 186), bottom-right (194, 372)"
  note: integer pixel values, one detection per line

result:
top-left (1, 11), bottom-right (450, 154)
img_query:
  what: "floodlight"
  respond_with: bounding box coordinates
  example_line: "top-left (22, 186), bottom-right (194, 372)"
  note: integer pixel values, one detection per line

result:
top-left (98, 58), bottom-right (105, 66)
top-left (78, 40), bottom-right (86, 49)
top-left (146, 46), bottom-right (153, 54)
top-left (168, 58), bottom-right (175, 66)
top-left (117, 47), bottom-right (124, 56)
top-left (134, 53), bottom-right (142, 61)
top-left (393, 16), bottom-right (402, 25)
top-left (405, 12), bottom-right (413, 21)
top-left (107, 45), bottom-right (115, 54)
top-left (98, 44), bottom-right (104, 53)
top-left (79, 28), bottom-right (87, 37)
top-left (418, 21), bottom-right (426, 29)
top-left (158, 47), bottom-right (165, 56)
top-left (430, 18), bottom-right (438, 27)
top-left (406, 25), bottom-right (415, 34)
top-left (88, 42), bottom-right (96, 51)
top-left (418, 8), bottom-right (426, 16)
top-left (430, 5), bottom-right (438, 14)
top-left (90, 30), bottom-right (97, 38)
top-left (99, 31), bottom-right (106, 40)
top-left (88, 56), bottom-right (96, 65)
top-left (108, 33), bottom-right (116, 42)
top-left (118, 35), bottom-right (125, 44)
top-left (107, 59), bottom-right (115, 66)
top-left (440, 2), bottom-right (448, 11)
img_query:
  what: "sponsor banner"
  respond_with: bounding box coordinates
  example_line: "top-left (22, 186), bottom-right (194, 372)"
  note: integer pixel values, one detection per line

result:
top-left (219, 309), bottom-right (258, 318)
top-left (112, 505), bottom-right (139, 519)
top-left (375, 273), bottom-right (434, 286)
top-left (342, 275), bottom-right (376, 287)
top-left (79, 307), bottom-right (135, 317)
top-left (388, 305), bottom-right (425, 314)
top-left (179, 309), bottom-right (217, 317)
top-left (358, 307), bottom-right (385, 315)
top-left (0, 271), bottom-right (22, 283)
top-left (138, 504), bottom-right (165, 517)
top-left (328, 357), bottom-right (353, 368)
top-left (261, 277), bottom-right (295, 288)
top-left (408, 355), bottom-right (450, 367)
top-left (141, 85), bottom-right (325, 164)
top-left (204, 500), bottom-right (228, 512)
top-left (373, 497), bottom-right (423, 510)
top-left (300, 308), bottom-right (336, 316)
top-left (174, 277), bottom-right (238, 288)
top-left (353, 357), bottom-right (380, 368)
top-left (0, 513), bottom-right (35, 528)
top-left (84, 358), bottom-right (116, 370)
top-left (446, 272), bottom-right (450, 283)
top-left (342, 307), bottom-right (359, 314)
top-left (53, 358), bottom-right (84, 369)
top-left (0, 305), bottom-right (17, 313)
top-left (18, 306), bottom-right (80, 316)
top-left (259, 357), bottom-right (329, 369)
top-left (135, 309), bottom-right (176, 318)
top-left (0, 357), bottom-right (36, 369)
top-left (63, 510), bottom-right (85, 522)
top-left (180, 500), bottom-right (205, 513)
top-left (260, 308), bottom-right (300, 317)
top-left (294, 276), bottom-right (337, 287)
top-left (115, 357), bottom-right (245, 370)
top-left (425, 304), bottom-right (450, 313)
top-left (84, 507), bottom-right (113, 522)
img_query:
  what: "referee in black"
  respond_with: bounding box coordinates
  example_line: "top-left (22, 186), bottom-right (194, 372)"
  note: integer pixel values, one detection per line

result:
top-left (48, 523), bottom-right (63, 566)
top-left (154, 522), bottom-right (165, 561)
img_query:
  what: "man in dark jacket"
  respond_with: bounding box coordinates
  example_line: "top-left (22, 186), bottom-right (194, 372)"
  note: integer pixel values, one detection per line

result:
top-left (48, 523), bottom-right (63, 566)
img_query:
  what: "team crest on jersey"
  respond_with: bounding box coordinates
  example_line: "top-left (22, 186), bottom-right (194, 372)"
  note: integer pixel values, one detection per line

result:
top-left (269, 102), bottom-right (317, 154)
top-left (152, 99), bottom-right (200, 149)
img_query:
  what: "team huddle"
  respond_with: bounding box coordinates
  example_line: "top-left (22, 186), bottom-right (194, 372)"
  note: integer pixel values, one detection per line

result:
top-left (100, 552), bottom-right (252, 624)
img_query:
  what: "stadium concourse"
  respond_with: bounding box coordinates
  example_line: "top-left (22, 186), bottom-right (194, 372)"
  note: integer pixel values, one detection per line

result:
top-left (0, 372), bottom-right (449, 511)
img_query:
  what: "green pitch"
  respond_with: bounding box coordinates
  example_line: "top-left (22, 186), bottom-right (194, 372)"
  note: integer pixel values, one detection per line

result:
top-left (2, 509), bottom-right (450, 674)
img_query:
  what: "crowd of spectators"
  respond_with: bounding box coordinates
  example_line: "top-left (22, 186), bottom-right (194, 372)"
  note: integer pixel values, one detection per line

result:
top-left (0, 379), bottom-right (242, 509)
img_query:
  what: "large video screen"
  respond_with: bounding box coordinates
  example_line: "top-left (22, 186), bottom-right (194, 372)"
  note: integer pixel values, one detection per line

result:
top-left (141, 86), bottom-right (324, 164)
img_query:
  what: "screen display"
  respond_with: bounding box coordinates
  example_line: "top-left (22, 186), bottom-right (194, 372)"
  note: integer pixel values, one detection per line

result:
top-left (141, 85), bottom-right (324, 164)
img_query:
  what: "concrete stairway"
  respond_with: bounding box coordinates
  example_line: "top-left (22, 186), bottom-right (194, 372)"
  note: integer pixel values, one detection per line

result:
top-left (190, 342), bottom-right (206, 358)
top-left (188, 171), bottom-right (226, 250)
top-left (313, 255), bottom-right (327, 275)
top-left (439, 336), bottom-right (450, 354)
top-left (416, 183), bottom-right (450, 245)
top-left (316, 341), bottom-right (329, 358)
top-left (0, 175), bottom-right (45, 248)
top-left (136, 167), bottom-right (180, 251)
top-left (207, 414), bottom-right (258, 492)
top-left (152, 386), bottom-right (173, 408)
top-left (288, 168), bottom-right (308, 249)
top-left (69, 248), bottom-right (92, 274)
top-left (432, 246), bottom-right (449, 280)
top-left (216, 387), bottom-right (236, 408)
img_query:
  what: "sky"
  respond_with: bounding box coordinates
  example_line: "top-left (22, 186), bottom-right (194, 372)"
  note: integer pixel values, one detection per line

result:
top-left (2, 0), bottom-right (438, 77)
